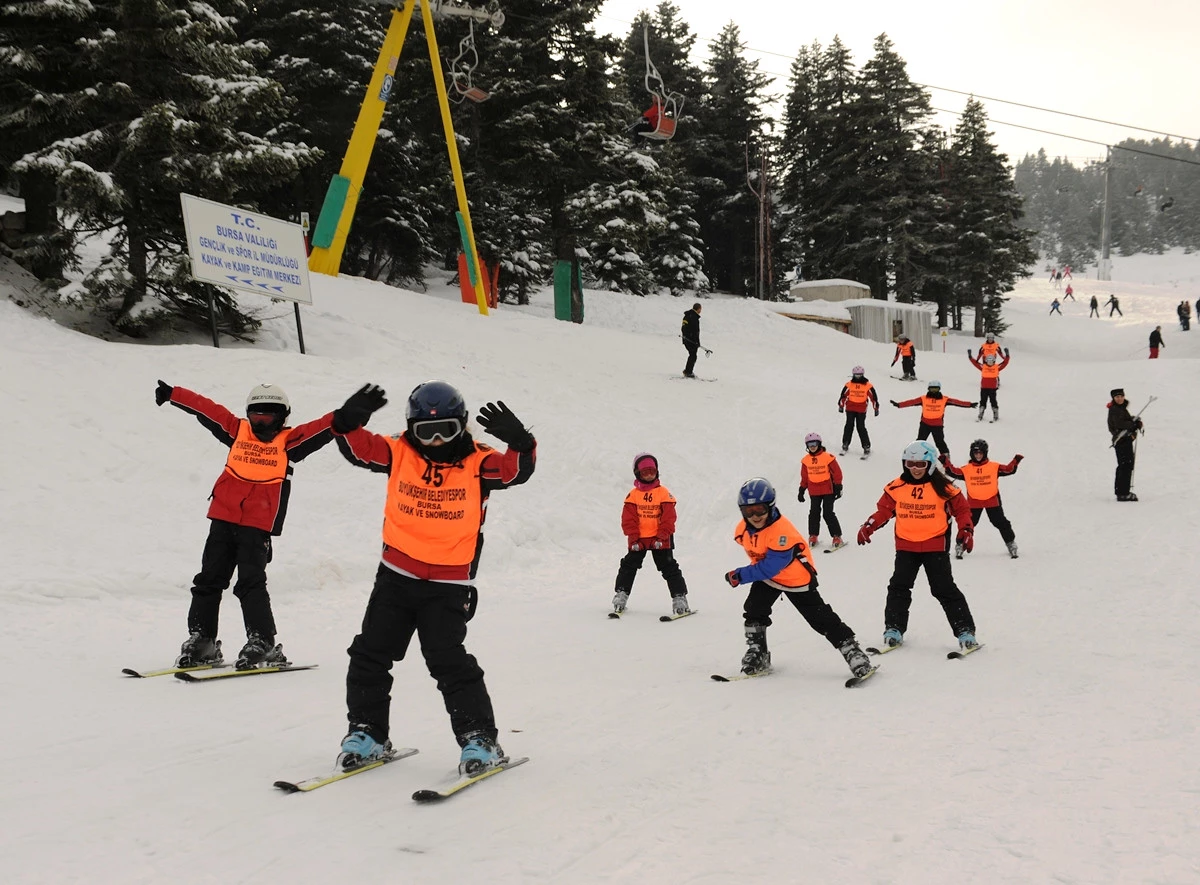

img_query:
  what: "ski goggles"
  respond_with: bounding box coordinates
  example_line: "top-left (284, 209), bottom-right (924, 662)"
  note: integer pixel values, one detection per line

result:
top-left (247, 408), bottom-right (283, 427)
top-left (411, 417), bottom-right (463, 444)
top-left (739, 504), bottom-right (770, 519)
top-left (904, 460), bottom-right (931, 470)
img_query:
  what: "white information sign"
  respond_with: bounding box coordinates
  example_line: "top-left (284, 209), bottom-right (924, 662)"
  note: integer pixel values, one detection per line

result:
top-left (180, 194), bottom-right (312, 305)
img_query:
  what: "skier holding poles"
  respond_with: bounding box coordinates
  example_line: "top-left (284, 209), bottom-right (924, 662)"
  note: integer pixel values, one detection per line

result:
top-left (1107, 389), bottom-right (1155, 502)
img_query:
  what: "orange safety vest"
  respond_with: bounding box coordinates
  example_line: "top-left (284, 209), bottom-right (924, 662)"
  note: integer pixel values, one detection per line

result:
top-left (884, 478), bottom-right (960, 543)
top-left (897, 341), bottom-right (914, 358)
top-left (381, 438), bottom-right (487, 567)
top-left (223, 422), bottom-right (290, 483)
top-left (735, 514), bottom-right (814, 589)
top-left (844, 380), bottom-right (874, 407)
top-left (802, 450), bottom-right (836, 485)
top-left (960, 461), bottom-right (1000, 502)
top-left (625, 486), bottom-right (675, 538)
top-left (978, 361), bottom-right (1001, 381)
top-left (920, 395), bottom-right (948, 422)
top-left (979, 341), bottom-right (1001, 358)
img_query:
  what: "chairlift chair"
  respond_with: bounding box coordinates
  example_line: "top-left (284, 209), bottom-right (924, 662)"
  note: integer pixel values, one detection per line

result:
top-left (639, 23), bottom-right (683, 140)
top-left (448, 19), bottom-right (490, 103)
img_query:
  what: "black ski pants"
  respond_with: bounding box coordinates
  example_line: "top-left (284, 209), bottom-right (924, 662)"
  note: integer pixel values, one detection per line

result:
top-left (1113, 437), bottom-right (1136, 497)
top-left (807, 494), bottom-right (843, 538)
top-left (841, 410), bottom-right (870, 450)
top-left (615, 547), bottom-right (688, 598)
top-left (979, 389), bottom-right (999, 411)
top-left (901, 356), bottom-right (915, 378)
top-left (188, 518), bottom-right (275, 640)
top-left (683, 342), bottom-right (699, 376)
top-left (743, 579), bottom-right (854, 648)
top-left (970, 505), bottom-right (1015, 544)
top-left (916, 422), bottom-right (950, 455)
top-left (884, 548), bottom-right (975, 636)
top-left (346, 565), bottom-right (494, 745)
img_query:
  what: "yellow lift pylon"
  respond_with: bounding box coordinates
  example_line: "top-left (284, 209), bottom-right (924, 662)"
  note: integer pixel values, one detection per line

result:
top-left (308, 0), bottom-right (503, 316)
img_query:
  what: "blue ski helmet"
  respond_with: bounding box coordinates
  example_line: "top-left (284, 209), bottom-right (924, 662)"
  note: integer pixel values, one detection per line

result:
top-left (737, 477), bottom-right (776, 508)
top-left (406, 380), bottom-right (466, 423)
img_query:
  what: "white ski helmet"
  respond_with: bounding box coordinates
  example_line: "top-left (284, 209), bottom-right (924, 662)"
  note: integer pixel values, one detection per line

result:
top-left (851, 365), bottom-right (865, 376)
top-left (246, 383), bottom-right (291, 412)
top-left (902, 440), bottom-right (938, 467)
top-left (804, 432), bottom-right (822, 447)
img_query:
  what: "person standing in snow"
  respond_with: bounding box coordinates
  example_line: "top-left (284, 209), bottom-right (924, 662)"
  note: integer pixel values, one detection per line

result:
top-left (1049, 298), bottom-right (1063, 316)
top-left (856, 440), bottom-right (980, 652)
top-left (156, 381), bottom-right (337, 670)
top-left (940, 440), bottom-right (1023, 559)
top-left (680, 302), bottom-right (709, 378)
top-left (1063, 265), bottom-right (1073, 280)
top-left (611, 453), bottom-right (690, 617)
top-left (1107, 388), bottom-right (1142, 502)
top-left (798, 433), bottom-right (845, 550)
top-left (978, 332), bottom-right (1002, 360)
top-left (1063, 283), bottom-right (1075, 301)
top-left (1089, 295), bottom-right (1100, 318)
top-left (891, 335), bottom-right (916, 380)
top-left (890, 380), bottom-right (976, 456)
top-left (968, 347), bottom-right (1011, 422)
top-left (1177, 301), bottom-right (1190, 331)
top-left (1106, 294), bottom-right (1122, 317)
top-left (836, 365), bottom-right (879, 456)
top-left (1149, 326), bottom-right (1165, 359)
top-left (331, 381), bottom-right (537, 776)
top-left (724, 478), bottom-right (873, 680)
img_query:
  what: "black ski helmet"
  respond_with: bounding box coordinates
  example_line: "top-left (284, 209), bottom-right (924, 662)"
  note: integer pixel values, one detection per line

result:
top-left (406, 380), bottom-right (467, 424)
top-left (969, 439), bottom-right (989, 460)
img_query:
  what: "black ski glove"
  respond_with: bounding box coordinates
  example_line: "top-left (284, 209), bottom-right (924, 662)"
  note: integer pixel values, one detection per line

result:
top-left (477, 401), bottom-right (535, 452)
top-left (797, 488), bottom-right (806, 503)
top-left (834, 484), bottom-right (843, 500)
top-left (156, 380), bottom-right (173, 407)
top-left (333, 383), bottom-right (387, 434)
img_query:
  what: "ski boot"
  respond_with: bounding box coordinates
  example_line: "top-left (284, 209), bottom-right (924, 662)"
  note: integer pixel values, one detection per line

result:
top-left (957, 631), bottom-right (980, 650)
top-left (339, 726), bottom-right (392, 771)
top-left (1117, 493), bottom-right (1139, 502)
top-left (882, 628), bottom-right (904, 648)
top-left (1006, 541), bottom-right (1019, 559)
top-left (671, 594), bottom-right (691, 615)
top-left (861, 447), bottom-right (870, 458)
top-left (175, 632), bottom-right (223, 668)
top-left (458, 730), bottom-right (505, 776)
top-left (830, 536), bottom-right (846, 550)
top-left (740, 625), bottom-right (771, 675)
top-left (839, 640), bottom-right (873, 678)
top-left (808, 535), bottom-right (820, 548)
top-left (235, 632), bottom-right (289, 670)
top-left (840, 446), bottom-right (849, 456)
top-left (992, 409), bottom-right (999, 423)
top-left (612, 590), bottom-right (629, 614)
top-left (976, 407), bottom-right (985, 422)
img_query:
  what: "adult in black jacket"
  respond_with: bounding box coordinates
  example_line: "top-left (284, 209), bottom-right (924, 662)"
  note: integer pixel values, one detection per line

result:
top-left (1149, 326), bottom-right (1165, 359)
top-left (681, 302), bottom-right (707, 377)
top-left (1107, 388), bottom-right (1142, 501)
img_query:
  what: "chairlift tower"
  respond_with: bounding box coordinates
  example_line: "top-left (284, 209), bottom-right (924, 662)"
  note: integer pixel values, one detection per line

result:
top-left (307, 0), bottom-right (503, 315)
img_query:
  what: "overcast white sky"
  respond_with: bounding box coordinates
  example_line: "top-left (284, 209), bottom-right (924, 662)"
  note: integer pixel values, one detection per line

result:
top-left (598, 0), bottom-right (1198, 168)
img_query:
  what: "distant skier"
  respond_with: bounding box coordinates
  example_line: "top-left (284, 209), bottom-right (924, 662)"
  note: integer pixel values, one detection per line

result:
top-left (156, 381), bottom-right (337, 670)
top-left (1149, 326), bottom-right (1165, 359)
top-left (891, 335), bottom-right (916, 380)
top-left (798, 433), bottom-right (845, 550)
top-left (611, 453), bottom-right (690, 617)
top-left (1089, 295), bottom-right (1100, 318)
top-left (968, 347), bottom-right (1011, 422)
top-left (1049, 298), bottom-right (1063, 315)
top-left (680, 302), bottom-right (709, 377)
top-left (1063, 283), bottom-right (1075, 301)
top-left (1063, 265), bottom-right (1073, 280)
top-left (978, 332), bottom-right (1002, 360)
top-left (1053, 270), bottom-right (1063, 289)
top-left (1106, 294), bottom-right (1122, 317)
top-left (940, 440), bottom-right (1023, 559)
top-left (724, 477), bottom-right (872, 681)
top-left (1048, 267), bottom-right (1057, 284)
top-left (1107, 388), bottom-right (1141, 502)
top-left (890, 380), bottom-right (977, 456)
top-left (1177, 301), bottom-right (1190, 331)
top-left (836, 365), bottom-right (879, 456)
top-left (855, 441), bottom-right (980, 653)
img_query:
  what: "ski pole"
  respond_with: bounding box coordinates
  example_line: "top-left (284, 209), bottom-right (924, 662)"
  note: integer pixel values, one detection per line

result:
top-left (1110, 396), bottom-right (1157, 447)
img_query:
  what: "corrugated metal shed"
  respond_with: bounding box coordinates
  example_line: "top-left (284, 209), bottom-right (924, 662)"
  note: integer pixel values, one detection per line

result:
top-left (844, 300), bottom-right (935, 351)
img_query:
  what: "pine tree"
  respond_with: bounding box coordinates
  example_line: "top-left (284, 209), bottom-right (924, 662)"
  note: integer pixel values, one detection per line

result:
top-left (14, 0), bottom-right (319, 336)
top-left (943, 99), bottom-right (1036, 336)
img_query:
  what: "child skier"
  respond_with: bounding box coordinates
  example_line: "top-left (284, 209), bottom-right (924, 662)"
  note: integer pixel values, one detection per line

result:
top-left (797, 433), bottom-right (845, 549)
top-left (612, 453), bottom-right (691, 616)
top-left (724, 478), bottom-right (872, 680)
top-left (890, 381), bottom-right (976, 456)
top-left (836, 365), bottom-right (880, 456)
top-left (856, 441), bottom-right (980, 652)
top-left (968, 347), bottom-right (1011, 422)
top-left (156, 381), bottom-right (337, 669)
top-left (978, 332), bottom-right (1002, 360)
top-left (940, 440), bottom-right (1023, 559)
top-left (332, 381), bottom-right (537, 775)
top-left (890, 335), bottom-right (916, 380)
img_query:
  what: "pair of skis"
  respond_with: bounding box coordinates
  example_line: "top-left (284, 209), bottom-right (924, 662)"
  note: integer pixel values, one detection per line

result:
top-left (710, 665), bottom-right (879, 689)
top-left (608, 609), bottom-right (697, 622)
top-left (866, 642), bottom-right (985, 661)
top-left (122, 662), bottom-right (318, 680)
top-left (273, 748), bottom-right (528, 802)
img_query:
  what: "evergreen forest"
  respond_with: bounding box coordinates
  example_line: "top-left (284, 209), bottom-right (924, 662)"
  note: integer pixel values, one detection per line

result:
top-left (11, 0), bottom-right (1142, 340)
